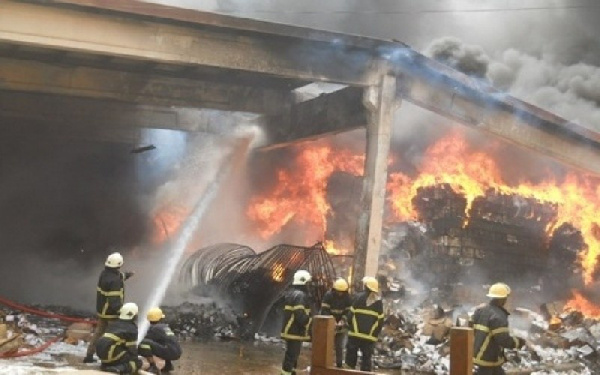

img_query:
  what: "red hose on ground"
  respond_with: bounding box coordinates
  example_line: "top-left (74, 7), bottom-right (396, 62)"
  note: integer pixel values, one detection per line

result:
top-left (0, 336), bottom-right (63, 359)
top-left (0, 295), bottom-right (96, 324)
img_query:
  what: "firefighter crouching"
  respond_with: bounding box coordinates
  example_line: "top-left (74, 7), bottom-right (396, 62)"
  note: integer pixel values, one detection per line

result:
top-left (471, 283), bottom-right (526, 375)
top-left (139, 307), bottom-right (182, 374)
top-left (84, 252), bottom-right (134, 363)
top-left (95, 302), bottom-right (142, 374)
top-left (280, 270), bottom-right (313, 375)
top-left (320, 278), bottom-right (352, 368)
top-left (345, 276), bottom-right (384, 371)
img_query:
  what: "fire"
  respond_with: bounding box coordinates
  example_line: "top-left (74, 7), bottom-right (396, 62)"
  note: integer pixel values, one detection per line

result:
top-left (152, 205), bottom-right (188, 243)
top-left (247, 142), bottom-right (364, 239)
top-left (324, 240), bottom-right (350, 256)
top-left (271, 262), bottom-right (285, 282)
top-left (387, 130), bottom-right (600, 284)
top-left (564, 290), bottom-right (600, 319)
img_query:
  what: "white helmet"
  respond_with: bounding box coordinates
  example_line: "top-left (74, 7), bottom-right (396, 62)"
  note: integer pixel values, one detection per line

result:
top-left (119, 302), bottom-right (138, 320)
top-left (292, 270), bottom-right (311, 286)
top-left (105, 252), bottom-right (123, 268)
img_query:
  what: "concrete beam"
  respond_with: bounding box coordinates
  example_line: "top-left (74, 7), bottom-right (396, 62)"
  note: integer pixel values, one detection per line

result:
top-left (353, 74), bottom-right (397, 286)
top-left (0, 57), bottom-right (291, 115)
top-left (397, 65), bottom-right (600, 176)
top-left (262, 87), bottom-right (367, 149)
top-left (0, 91), bottom-right (253, 143)
top-left (0, 0), bottom-right (379, 86)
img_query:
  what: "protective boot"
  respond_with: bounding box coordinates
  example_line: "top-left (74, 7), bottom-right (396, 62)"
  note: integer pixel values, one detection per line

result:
top-left (147, 363), bottom-right (162, 375)
top-left (163, 360), bottom-right (174, 372)
top-left (100, 364), bottom-right (124, 374)
top-left (82, 354), bottom-right (96, 363)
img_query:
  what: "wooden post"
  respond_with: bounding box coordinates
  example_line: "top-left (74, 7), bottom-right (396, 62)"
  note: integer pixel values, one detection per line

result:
top-left (312, 316), bottom-right (336, 368)
top-left (353, 73), bottom-right (397, 288)
top-left (450, 327), bottom-right (473, 375)
top-left (311, 316), bottom-right (375, 375)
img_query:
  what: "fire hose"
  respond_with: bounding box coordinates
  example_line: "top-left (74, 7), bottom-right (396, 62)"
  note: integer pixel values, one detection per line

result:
top-left (0, 295), bottom-right (96, 358)
top-left (0, 335), bottom-right (63, 359)
top-left (0, 295), bottom-right (96, 324)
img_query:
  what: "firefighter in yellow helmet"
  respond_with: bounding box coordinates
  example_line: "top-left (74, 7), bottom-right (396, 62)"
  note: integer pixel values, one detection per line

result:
top-left (139, 307), bottom-right (182, 374)
top-left (471, 283), bottom-right (526, 375)
top-left (84, 252), bottom-right (135, 363)
top-left (95, 302), bottom-right (142, 374)
top-left (280, 270), bottom-right (313, 375)
top-left (320, 278), bottom-right (352, 368)
top-left (345, 276), bottom-right (384, 371)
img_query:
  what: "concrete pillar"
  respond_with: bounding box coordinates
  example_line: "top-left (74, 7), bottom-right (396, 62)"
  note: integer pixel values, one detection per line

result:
top-left (352, 73), bottom-right (397, 289)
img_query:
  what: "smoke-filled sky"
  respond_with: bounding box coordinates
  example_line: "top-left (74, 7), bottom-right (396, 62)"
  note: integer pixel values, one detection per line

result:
top-left (147, 0), bottom-right (600, 130)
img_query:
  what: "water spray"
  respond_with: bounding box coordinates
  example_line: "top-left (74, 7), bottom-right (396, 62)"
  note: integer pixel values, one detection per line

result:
top-left (138, 135), bottom-right (254, 341)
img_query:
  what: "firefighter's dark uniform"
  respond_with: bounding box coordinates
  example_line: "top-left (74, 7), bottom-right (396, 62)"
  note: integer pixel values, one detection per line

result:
top-left (86, 267), bottom-right (130, 358)
top-left (471, 302), bottom-right (525, 375)
top-left (320, 290), bottom-right (352, 368)
top-left (280, 286), bottom-right (312, 375)
top-left (345, 291), bottom-right (384, 371)
top-left (95, 319), bottom-right (141, 374)
top-left (139, 323), bottom-right (182, 368)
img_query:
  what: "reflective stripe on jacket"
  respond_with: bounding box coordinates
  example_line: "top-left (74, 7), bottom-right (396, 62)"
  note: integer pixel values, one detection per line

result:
top-left (281, 287), bottom-right (312, 341)
top-left (347, 291), bottom-right (384, 342)
top-left (95, 319), bottom-right (138, 364)
top-left (471, 303), bottom-right (522, 367)
top-left (96, 267), bottom-right (125, 319)
top-left (320, 290), bottom-right (352, 323)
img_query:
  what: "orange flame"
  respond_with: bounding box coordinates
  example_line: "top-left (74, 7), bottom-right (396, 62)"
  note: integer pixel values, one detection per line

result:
top-left (387, 130), bottom-right (600, 284)
top-left (152, 205), bottom-right (188, 243)
top-left (565, 290), bottom-right (600, 319)
top-left (271, 262), bottom-right (285, 282)
top-left (247, 143), bottom-right (364, 239)
top-left (324, 240), bottom-right (350, 256)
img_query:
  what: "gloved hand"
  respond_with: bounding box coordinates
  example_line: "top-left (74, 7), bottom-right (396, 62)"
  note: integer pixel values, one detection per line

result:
top-left (517, 337), bottom-right (526, 349)
top-left (124, 271), bottom-right (135, 280)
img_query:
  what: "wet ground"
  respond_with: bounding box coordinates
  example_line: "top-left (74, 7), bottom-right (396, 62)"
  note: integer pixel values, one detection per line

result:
top-left (174, 340), bottom-right (308, 375)
top-left (3, 340), bottom-right (403, 374)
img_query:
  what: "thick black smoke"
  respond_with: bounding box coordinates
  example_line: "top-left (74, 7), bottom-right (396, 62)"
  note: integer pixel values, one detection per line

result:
top-left (0, 126), bottom-right (151, 306)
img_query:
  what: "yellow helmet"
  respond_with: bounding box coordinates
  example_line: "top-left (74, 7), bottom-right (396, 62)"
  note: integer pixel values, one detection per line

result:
top-left (487, 283), bottom-right (511, 299)
top-left (363, 276), bottom-right (379, 293)
top-left (333, 278), bottom-right (349, 292)
top-left (147, 307), bottom-right (165, 322)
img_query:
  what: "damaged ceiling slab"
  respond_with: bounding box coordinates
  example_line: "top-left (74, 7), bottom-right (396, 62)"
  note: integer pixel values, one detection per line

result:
top-left (1, 0), bottom-right (599, 174)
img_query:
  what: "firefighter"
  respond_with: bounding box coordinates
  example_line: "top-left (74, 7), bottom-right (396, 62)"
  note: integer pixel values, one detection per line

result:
top-left (320, 278), bottom-right (352, 368)
top-left (95, 302), bottom-right (142, 374)
top-left (280, 269), bottom-right (313, 375)
top-left (139, 307), bottom-right (182, 374)
top-left (345, 276), bottom-right (384, 371)
top-left (471, 283), bottom-right (526, 375)
top-left (84, 252), bottom-right (135, 363)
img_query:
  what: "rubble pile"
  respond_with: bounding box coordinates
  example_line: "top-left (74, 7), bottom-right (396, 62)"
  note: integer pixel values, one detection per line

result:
top-left (161, 302), bottom-right (241, 341)
top-left (369, 302), bottom-right (598, 374)
top-left (0, 305), bottom-right (90, 363)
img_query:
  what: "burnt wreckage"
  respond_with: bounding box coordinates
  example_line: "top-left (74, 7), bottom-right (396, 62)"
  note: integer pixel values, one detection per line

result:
top-left (179, 243), bottom-right (335, 338)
